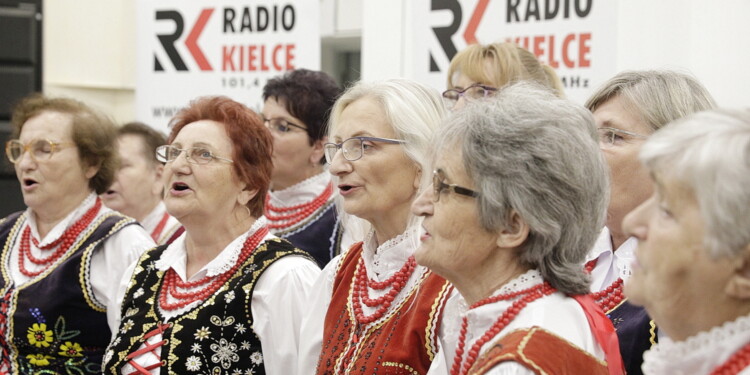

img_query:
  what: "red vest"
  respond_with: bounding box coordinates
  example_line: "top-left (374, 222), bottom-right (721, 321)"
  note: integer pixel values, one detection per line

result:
top-left (469, 327), bottom-right (608, 375)
top-left (316, 242), bottom-right (451, 375)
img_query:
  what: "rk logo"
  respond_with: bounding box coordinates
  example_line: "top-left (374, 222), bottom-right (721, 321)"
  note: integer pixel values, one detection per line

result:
top-left (154, 9), bottom-right (214, 72)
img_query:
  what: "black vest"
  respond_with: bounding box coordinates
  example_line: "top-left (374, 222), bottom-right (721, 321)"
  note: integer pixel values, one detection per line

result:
top-left (276, 201), bottom-right (342, 268)
top-left (103, 237), bottom-right (310, 375)
top-left (0, 210), bottom-right (135, 375)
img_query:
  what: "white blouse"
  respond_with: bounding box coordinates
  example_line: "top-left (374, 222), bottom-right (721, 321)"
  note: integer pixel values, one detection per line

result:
top-left (107, 217), bottom-right (321, 375)
top-left (266, 171), bottom-right (333, 209)
top-left (586, 226), bottom-right (637, 292)
top-left (642, 312), bottom-right (750, 375)
top-left (139, 201), bottom-right (181, 245)
top-left (297, 227), bottom-right (432, 374)
top-left (428, 270), bottom-right (605, 375)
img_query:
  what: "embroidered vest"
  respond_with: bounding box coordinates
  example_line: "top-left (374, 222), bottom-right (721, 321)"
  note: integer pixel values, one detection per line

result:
top-left (0, 211), bottom-right (135, 375)
top-left (104, 238), bottom-right (310, 375)
top-left (607, 300), bottom-right (657, 375)
top-left (316, 242), bottom-right (451, 375)
top-left (468, 327), bottom-right (609, 375)
top-left (274, 201), bottom-right (342, 268)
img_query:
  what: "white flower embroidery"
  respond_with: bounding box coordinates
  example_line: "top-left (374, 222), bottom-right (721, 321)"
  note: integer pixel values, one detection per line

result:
top-left (103, 350), bottom-right (113, 364)
top-left (232, 370), bottom-right (243, 375)
top-left (224, 291), bottom-right (236, 303)
top-left (194, 326), bottom-right (211, 341)
top-left (240, 341), bottom-right (251, 350)
top-left (190, 343), bottom-right (201, 353)
top-left (133, 288), bottom-right (145, 298)
top-left (244, 369), bottom-right (255, 375)
top-left (250, 351), bottom-right (263, 365)
top-left (210, 338), bottom-right (239, 369)
top-left (120, 320), bottom-right (134, 334)
top-left (124, 307), bottom-right (139, 317)
top-left (234, 323), bottom-right (246, 334)
top-left (185, 355), bottom-right (202, 371)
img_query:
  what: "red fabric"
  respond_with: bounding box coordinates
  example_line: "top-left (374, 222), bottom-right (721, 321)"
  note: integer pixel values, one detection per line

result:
top-left (316, 242), bottom-right (450, 375)
top-left (573, 294), bottom-right (626, 375)
top-left (468, 327), bottom-right (609, 375)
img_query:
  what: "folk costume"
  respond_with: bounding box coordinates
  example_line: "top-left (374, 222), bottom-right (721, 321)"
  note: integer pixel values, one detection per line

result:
top-left (104, 218), bottom-right (320, 375)
top-left (587, 227), bottom-right (657, 375)
top-left (0, 194), bottom-right (154, 375)
top-left (299, 228), bottom-right (452, 375)
top-left (642, 312), bottom-right (750, 375)
top-left (429, 270), bottom-right (623, 375)
top-left (265, 172), bottom-right (343, 267)
top-left (140, 201), bottom-right (183, 246)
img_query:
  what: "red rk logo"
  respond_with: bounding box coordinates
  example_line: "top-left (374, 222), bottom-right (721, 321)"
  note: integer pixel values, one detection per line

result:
top-left (154, 9), bottom-right (213, 72)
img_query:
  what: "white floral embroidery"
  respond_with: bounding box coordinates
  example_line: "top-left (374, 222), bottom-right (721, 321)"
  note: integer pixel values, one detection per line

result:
top-left (232, 370), bottom-right (243, 375)
top-left (103, 350), bottom-right (113, 364)
top-left (210, 338), bottom-right (240, 369)
top-left (185, 356), bottom-right (202, 371)
top-left (234, 323), bottom-right (246, 333)
top-left (124, 307), bottom-right (139, 317)
top-left (120, 320), bottom-right (134, 334)
top-left (244, 369), bottom-right (255, 375)
top-left (250, 351), bottom-right (263, 365)
top-left (224, 291), bottom-right (236, 303)
top-left (194, 326), bottom-right (211, 341)
top-left (190, 343), bottom-right (202, 353)
top-left (240, 341), bottom-right (251, 350)
top-left (133, 288), bottom-right (145, 298)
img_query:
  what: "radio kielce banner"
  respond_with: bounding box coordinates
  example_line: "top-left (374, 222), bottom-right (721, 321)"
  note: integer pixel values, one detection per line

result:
top-left (409, 0), bottom-right (617, 103)
top-left (136, 0), bottom-right (320, 133)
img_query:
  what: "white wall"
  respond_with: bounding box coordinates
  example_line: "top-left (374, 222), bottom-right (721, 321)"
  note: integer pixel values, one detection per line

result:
top-left (42, 0), bottom-right (749, 122)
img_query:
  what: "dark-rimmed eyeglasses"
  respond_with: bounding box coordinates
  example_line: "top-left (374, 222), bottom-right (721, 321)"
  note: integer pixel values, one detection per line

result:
top-left (323, 136), bottom-right (406, 164)
top-left (5, 139), bottom-right (75, 164)
top-left (442, 83), bottom-right (498, 102)
top-left (433, 168), bottom-right (479, 202)
top-left (156, 145), bottom-right (233, 165)
top-left (263, 117), bottom-right (307, 134)
top-left (597, 127), bottom-right (648, 147)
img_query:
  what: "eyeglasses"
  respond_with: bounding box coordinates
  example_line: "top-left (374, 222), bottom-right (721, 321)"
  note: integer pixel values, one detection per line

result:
top-left (263, 117), bottom-right (307, 134)
top-left (155, 145), bottom-right (233, 165)
top-left (432, 169), bottom-right (479, 202)
top-left (5, 139), bottom-right (75, 164)
top-left (323, 136), bottom-right (406, 164)
top-left (597, 127), bottom-right (648, 147)
top-left (442, 83), bottom-right (498, 103)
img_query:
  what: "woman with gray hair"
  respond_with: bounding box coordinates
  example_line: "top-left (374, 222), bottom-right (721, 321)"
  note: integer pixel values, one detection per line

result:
top-left (622, 109), bottom-right (750, 374)
top-left (298, 79), bottom-right (451, 374)
top-left (584, 70), bottom-right (716, 375)
top-left (413, 83), bottom-right (622, 375)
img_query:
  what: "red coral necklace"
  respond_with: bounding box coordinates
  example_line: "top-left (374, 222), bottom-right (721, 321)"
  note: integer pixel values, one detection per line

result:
top-left (585, 259), bottom-right (624, 312)
top-left (18, 198), bottom-right (103, 277)
top-left (451, 282), bottom-right (556, 375)
top-left (158, 225), bottom-right (269, 311)
top-left (264, 182), bottom-right (333, 230)
top-left (710, 341), bottom-right (750, 375)
top-left (352, 255), bottom-right (418, 325)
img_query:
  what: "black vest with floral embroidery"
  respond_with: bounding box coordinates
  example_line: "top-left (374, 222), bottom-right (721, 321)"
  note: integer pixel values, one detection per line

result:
top-left (0, 210), bottom-right (135, 375)
top-left (103, 238), bottom-right (310, 375)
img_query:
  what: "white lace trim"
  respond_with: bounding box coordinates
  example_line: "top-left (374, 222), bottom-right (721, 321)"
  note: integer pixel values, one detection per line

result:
top-left (362, 228), bottom-right (418, 279)
top-left (268, 171), bottom-right (331, 206)
top-left (643, 312), bottom-right (750, 375)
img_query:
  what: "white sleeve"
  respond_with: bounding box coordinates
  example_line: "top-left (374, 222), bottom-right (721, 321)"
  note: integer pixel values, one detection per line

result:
top-left (483, 362), bottom-right (538, 375)
top-left (90, 224), bottom-right (154, 332)
top-left (296, 253), bottom-right (342, 375)
top-left (251, 255), bottom-right (321, 375)
top-left (106, 260), bottom-right (139, 340)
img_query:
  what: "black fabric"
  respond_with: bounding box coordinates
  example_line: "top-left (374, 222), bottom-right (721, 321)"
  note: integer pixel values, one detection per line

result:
top-left (609, 300), bottom-right (657, 375)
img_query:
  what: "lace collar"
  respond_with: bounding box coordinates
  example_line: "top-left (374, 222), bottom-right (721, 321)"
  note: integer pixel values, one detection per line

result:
top-left (155, 217), bottom-right (271, 279)
top-left (455, 269), bottom-right (544, 314)
top-left (361, 227), bottom-right (418, 281)
top-left (643, 312), bottom-right (750, 375)
top-left (25, 193), bottom-right (98, 246)
top-left (267, 171), bottom-right (332, 206)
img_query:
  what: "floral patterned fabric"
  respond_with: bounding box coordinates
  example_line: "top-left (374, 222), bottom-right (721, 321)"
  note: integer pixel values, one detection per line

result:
top-left (104, 238), bottom-right (309, 374)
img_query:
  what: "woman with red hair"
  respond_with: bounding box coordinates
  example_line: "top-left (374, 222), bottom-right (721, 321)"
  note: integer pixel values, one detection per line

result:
top-left (104, 96), bottom-right (320, 374)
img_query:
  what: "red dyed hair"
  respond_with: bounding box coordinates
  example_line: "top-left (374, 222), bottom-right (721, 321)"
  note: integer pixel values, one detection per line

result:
top-left (167, 96), bottom-right (273, 217)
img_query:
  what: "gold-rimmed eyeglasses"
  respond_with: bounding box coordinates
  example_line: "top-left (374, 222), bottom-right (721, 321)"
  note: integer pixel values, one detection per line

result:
top-left (5, 139), bottom-right (76, 164)
top-left (155, 145), bottom-right (233, 165)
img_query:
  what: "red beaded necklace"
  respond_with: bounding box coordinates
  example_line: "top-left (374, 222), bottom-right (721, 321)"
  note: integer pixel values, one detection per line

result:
top-left (158, 226), bottom-right (269, 311)
top-left (710, 341), bottom-right (750, 375)
top-left (451, 282), bottom-right (556, 375)
top-left (18, 198), bottom-right (103, 278)
top-left (351, 255), bottom-right (418, 325)
top-left (585, 259), bottom-right (625, 312)
top-left (264, 182), bottom-right (333, 230)
top-left (150, 212), bottom-right (171, 242)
